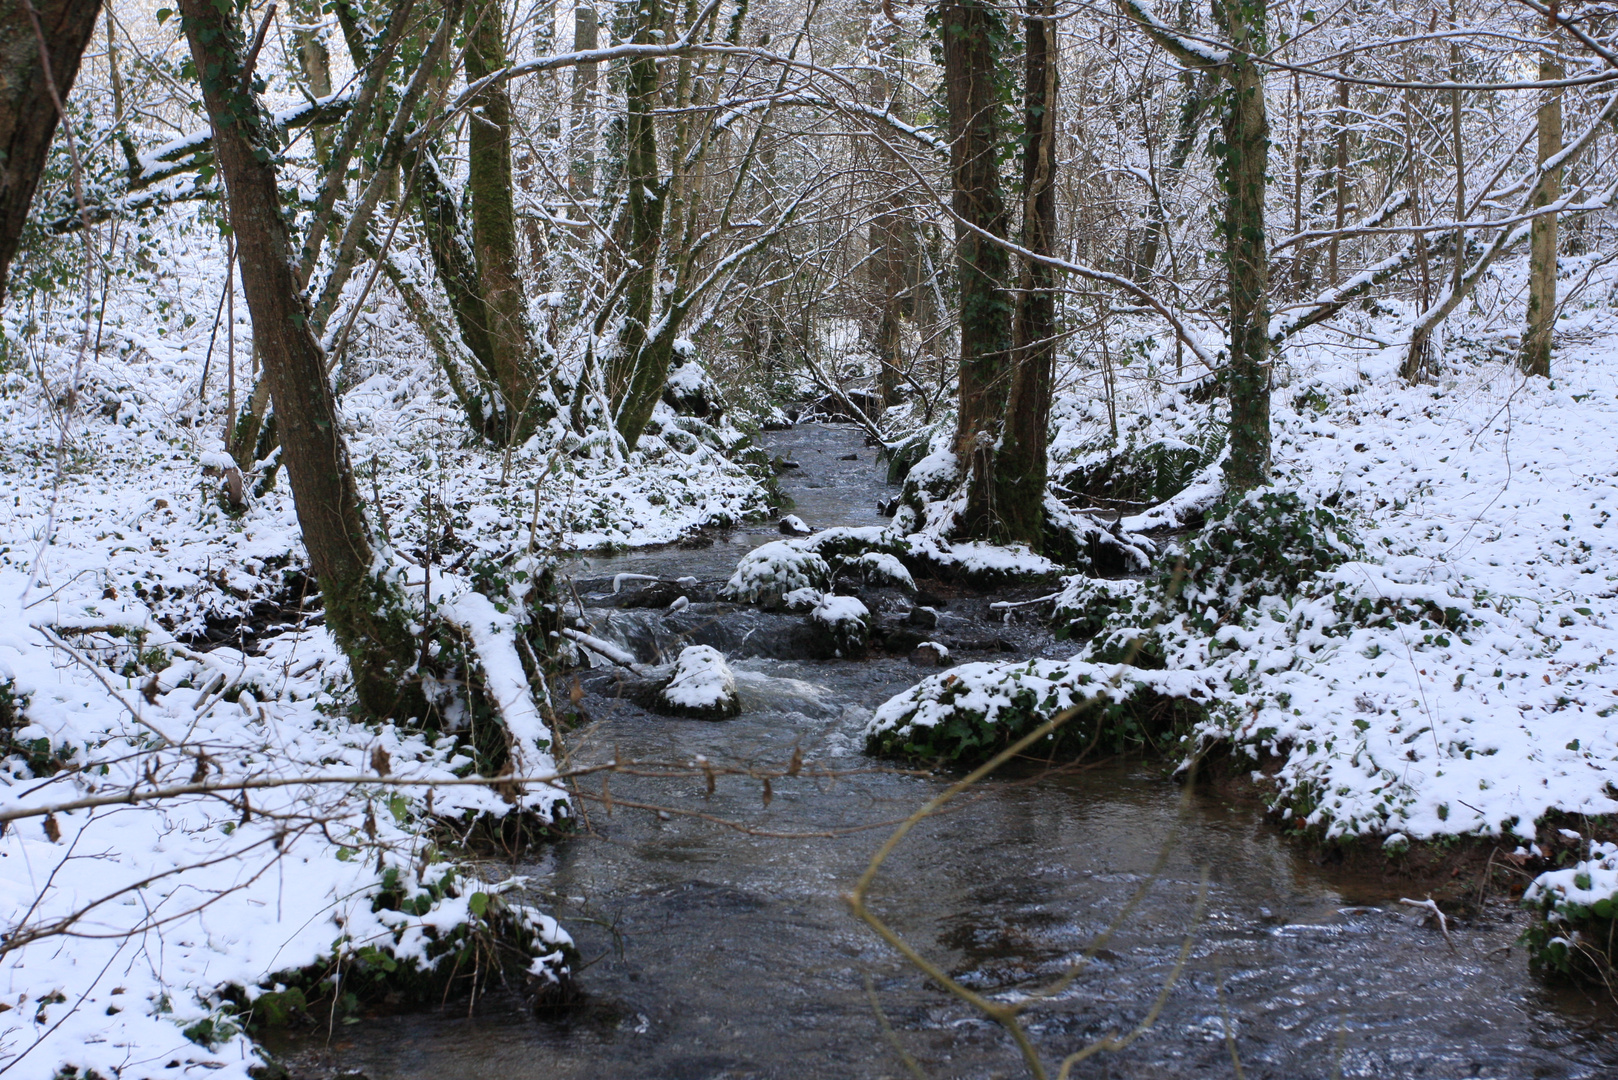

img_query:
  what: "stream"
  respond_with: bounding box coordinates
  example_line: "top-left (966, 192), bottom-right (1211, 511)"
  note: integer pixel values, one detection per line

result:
top-left (274, 424), bottom-right (1618, 1080)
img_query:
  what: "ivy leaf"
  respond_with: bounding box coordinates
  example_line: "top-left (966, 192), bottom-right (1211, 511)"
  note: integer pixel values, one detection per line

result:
top-left (468, 891), bottom-right (489, 917)
top-left (156, 7), bottom-right (173, 24)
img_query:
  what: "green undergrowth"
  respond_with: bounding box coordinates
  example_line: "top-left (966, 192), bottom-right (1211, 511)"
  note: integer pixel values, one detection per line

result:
top-left (212, 866), bottom-right (577, 1041)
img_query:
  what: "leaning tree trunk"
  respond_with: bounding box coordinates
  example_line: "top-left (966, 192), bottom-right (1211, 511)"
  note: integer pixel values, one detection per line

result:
top-left (180, 0), bottom-right (423, 721)
top-left (942, 0), bottom-right (1014, 541)
top-left (1217, 0), bottom-right (1271, 492)
top-left (1523, 41), bottom-right (1562, 378)
top-left (464, 0), bottom-right (548, 442)
top-left (994, 0), bottom-right (1058, 549)
top-left (0, 0), bottom-right (101, 304)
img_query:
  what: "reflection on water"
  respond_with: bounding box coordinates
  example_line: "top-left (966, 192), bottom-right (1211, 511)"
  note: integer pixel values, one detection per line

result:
top-left (558, 424), bottom-right (894, 583)
top-left (272, 426), bottom-right (1618, 1079)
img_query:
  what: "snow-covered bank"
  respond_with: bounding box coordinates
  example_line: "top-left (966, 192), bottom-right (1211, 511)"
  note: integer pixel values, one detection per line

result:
top-left (871, 310), bottom-right (1618, 851)
top-left (0, 568), bottom-right (570, 1079)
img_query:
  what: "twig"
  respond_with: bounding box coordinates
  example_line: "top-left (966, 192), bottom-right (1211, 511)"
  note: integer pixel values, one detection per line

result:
top-left (1399, 896), bottom-right (1457, 951)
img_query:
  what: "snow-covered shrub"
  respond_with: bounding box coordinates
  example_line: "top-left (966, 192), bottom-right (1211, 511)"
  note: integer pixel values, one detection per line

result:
top-left (226, 866), bottom-right (574, 1035)
top-left (1170, 488), bottom-right (1361, 616)
top-left (799, 525), bottom-right (909, 561)
top-left (721, 540), bottom-right (832, 607)
top-left (1048, 382), bottom-right (1223, 512)
top-left (1051, 575), bottom-right (1143, 640)
top-left (811, 593), bottom-right (871, 657)
top-left (781, 586), bottom-right (824, 612)
top-left (662, 355), bottom-right (725, 418)
top-left (1083, 487), bottom-right (1361, 665)
top-left (865, 660), bottom-right (1207, 762)
top-left (1057, 435), bottom-right (1218, 510)
top-left (655, 645), bottom-right (741, 720)
top-left (1523, 842), bottom-right (1618, 979)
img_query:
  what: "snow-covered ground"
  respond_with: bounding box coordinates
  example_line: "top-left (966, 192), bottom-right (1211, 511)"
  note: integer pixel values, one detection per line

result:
top-left (1216, 316), bottom-right (1618, 843)
top-left (0, 567), bottom-right (570, 1079)
top-left (873, 286), bottom-right (1618, 851)
top-left (0, 208), bottom-right (769, 1078)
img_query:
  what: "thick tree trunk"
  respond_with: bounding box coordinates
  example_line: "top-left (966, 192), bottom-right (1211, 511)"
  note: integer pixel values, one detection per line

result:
top-left (604, 0), bottom-right (668, 449)
top-left (994, 0), bottom-right (1058, 549)
top-left (180, 0), bottom-right (423, 721)
top-left (0, 0), bottom-right (100, 304)
top-left (1218, 0), bottom-right (1271, 492)
top-left (942, 0), bottom-right (1014, 540)
top-left (1523, 46), bottom-right (1562, 378)
top-left (464, 0), bottom-right (546, 441)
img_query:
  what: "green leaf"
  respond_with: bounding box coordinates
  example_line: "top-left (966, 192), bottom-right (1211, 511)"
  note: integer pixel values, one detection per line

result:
top-left (156, 7), bottom-right (174, 24)
top-left (387, 793), bottom-right (408, 823)
top-left (468, 891), bottom-right (489, 917)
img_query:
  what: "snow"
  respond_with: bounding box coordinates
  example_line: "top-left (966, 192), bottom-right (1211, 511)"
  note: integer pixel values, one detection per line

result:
top-left (811, 593), bottom-right (870, 657)
top-left (812, 593), bottom-right (869, 630)
top-left (845, 550), bottom-right (914, 591)
top-left (721, 540), bottom-right (832, 605)
top-left (656, 645), bottom-right (741, 719)
top-left (0, 569), bottom-right (571, 1079)
top-left (866, 658), bottom-right (1209, 746)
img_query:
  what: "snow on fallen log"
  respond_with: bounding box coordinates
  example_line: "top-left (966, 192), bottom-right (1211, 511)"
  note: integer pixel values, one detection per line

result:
top-left (561, 625), bottom-right (650, 672)
top-left (441, 592), bottom-right (567, 819)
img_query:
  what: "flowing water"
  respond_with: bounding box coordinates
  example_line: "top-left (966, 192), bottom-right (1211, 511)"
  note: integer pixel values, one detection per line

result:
top-left (275, 424), bottom-right (1618, 1080)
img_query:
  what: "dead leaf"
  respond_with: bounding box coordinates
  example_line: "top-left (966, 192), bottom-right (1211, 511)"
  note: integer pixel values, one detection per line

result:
top-left (370, 745), bottom-right (391, 777)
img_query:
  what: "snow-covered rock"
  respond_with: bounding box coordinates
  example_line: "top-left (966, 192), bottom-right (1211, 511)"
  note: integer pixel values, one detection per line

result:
top-left (655, 645), bottom-right (742, 720)
top-left (779, 514), bottom-right (812, 535)
top-left (843, 550), bottom-right (915, 591)
top-left (811, 593), bottom-right (870, 657)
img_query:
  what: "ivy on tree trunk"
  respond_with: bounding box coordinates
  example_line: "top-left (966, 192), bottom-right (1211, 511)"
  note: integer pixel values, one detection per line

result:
top-left (994, 0), bottom-right (1059, 550)
top-left (1217, 0), bottom-right (1272, 491)
top-left (942, 0), bottom-right (1014, 539)
top-left (464, 0), bottom-right (550, 441)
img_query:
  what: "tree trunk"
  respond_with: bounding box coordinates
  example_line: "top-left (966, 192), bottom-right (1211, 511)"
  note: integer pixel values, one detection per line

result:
top-left (1217, 0), bottom-right (1271, 492)
top-left (1328, 75), bottom-right (1348, 288)
top-left (994, 0), bottom-right (1058, 549)
top-left (942, 0), bottom-right (1014, 540)
top-left (290, 0), bottom-right (332, 159)
top-left (570, 3), bottom-right (598, 203)
top-left (180, 0), bottom-right (423, 722)
top-left (0, 0), bottom-right (100, 304)
top-left (604, 0), bottom-right (668, 449)
top-left (464, 0), bottom-right (547, 441)
top-left (1523, 45), bottom-right (1562, 378)
top-left (870, 192), bottom-right (908, 409)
